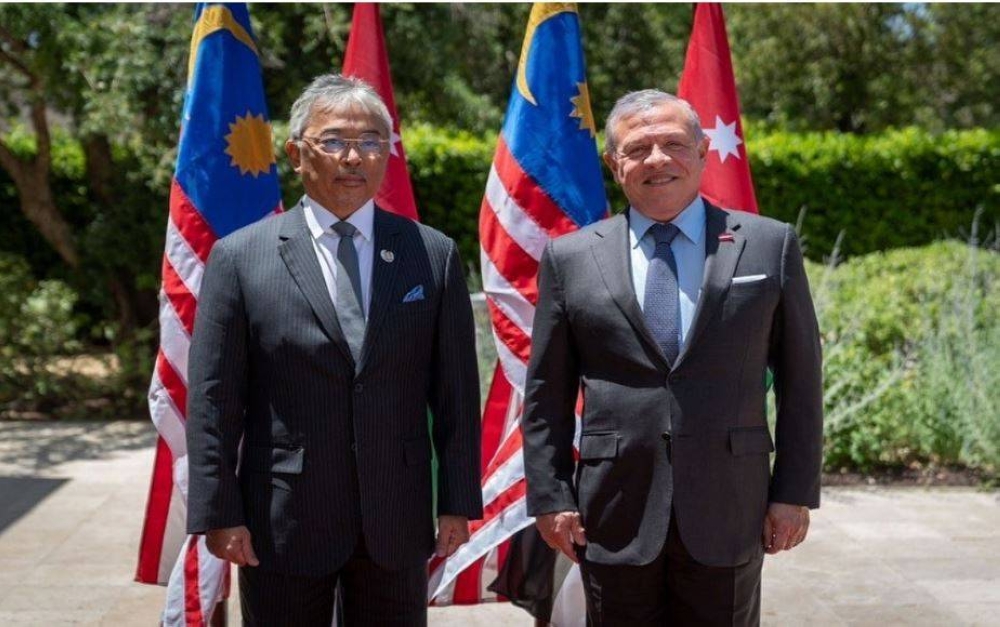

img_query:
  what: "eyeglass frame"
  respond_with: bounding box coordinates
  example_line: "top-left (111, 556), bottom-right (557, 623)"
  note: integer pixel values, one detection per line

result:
top-left (298, 134), bottom-right (390, 157)
top-left (613, 139), bottom-right (699, 162)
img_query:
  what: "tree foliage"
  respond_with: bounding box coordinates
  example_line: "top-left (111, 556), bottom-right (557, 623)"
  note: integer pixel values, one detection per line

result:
top-left (1, 2), bottom-right (998, 336)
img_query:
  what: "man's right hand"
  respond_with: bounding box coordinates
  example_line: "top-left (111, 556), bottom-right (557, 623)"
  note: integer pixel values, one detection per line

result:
top-left (205, 526), bottom-right (259, 567)
top-left (535, 511), bottom-right (586, 564)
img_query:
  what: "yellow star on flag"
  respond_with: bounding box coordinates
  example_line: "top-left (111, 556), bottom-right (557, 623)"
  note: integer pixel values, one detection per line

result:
top-left (224, 111), bottom-right (276, 177)
top-left (570, 82), bottom-right (597, 138)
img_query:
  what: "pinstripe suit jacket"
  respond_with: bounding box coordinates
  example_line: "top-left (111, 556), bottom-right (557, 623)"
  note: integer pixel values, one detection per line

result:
top-left (186, 203), bottom-right (483, 576)
top-left (523, 201), bottom-right (823, 568)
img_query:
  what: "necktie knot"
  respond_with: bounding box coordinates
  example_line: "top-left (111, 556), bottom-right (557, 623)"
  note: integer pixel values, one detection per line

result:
top-left (332, 221), bottom-right (357, 238)
top-left (649, 222), bottom-right (680, 246)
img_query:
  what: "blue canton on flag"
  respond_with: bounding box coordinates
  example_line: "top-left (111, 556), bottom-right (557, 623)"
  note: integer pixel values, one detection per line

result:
top-left (429, 6), bottom-right (605, 622)
top-left (139, 4), bottom-right (281, 626)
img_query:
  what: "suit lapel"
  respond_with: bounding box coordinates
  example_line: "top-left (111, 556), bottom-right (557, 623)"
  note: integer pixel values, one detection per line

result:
top-left (674, 202), bottom-right (746, 368)
top-left (357, 207), bottom-right (402, 374)
top-left (590, 214), bottom-right (670, 369)
top-left (277, 203), bottom-right (355, 367)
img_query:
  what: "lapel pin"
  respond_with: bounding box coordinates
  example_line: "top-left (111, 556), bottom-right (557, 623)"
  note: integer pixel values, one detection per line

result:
top-left (718, 233), bottom-right (735, 242)
top-left (380, 249), bottom-right (395, 263)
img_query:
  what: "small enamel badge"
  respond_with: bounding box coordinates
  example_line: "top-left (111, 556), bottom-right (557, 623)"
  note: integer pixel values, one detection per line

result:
top-left (380, 249), bottom-right (395, 263)
top-left (718, 233), bottom-right (735, 242)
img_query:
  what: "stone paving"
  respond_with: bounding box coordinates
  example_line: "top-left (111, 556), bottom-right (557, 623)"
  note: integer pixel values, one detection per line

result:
top-left (0, 420), bottom-right (997, 626)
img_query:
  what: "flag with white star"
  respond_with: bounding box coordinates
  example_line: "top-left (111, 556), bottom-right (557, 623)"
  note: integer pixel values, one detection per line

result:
top-left (678, 3), bottom-right (759, 214)
top-left (343, 3), bottom-right (419, 220)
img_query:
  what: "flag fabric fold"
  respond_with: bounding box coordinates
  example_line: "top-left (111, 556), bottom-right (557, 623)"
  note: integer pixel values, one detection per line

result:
top-left (677, 2), bottom-right (759, 214)
top-left (427, 5), bottom-right (605, 623)
top-left (136, 4), bottom-right (281, 626)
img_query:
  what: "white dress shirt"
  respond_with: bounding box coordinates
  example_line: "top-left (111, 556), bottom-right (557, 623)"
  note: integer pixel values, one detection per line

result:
top-left (302, 196), bottom-right (375, 319)
top-left (628, 196), bottom-right (707, 347)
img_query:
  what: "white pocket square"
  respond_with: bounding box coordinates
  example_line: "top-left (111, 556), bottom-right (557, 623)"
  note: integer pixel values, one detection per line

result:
top-left (731, 274), bottom-right (768, 285)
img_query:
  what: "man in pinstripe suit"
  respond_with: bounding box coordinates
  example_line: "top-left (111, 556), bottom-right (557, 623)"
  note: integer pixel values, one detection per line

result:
top-left (186, 75), bottom-right (483, 626)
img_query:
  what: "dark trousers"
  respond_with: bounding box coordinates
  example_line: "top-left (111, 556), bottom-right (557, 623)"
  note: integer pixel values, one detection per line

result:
top-left (578, 512), bottom-right (763, 627)
top-left (239, 536), bottom-right (428, 626)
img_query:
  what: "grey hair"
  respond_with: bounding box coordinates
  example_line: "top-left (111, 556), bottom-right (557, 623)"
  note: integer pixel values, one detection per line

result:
top-left (288, 74), bottom-right (392, 140)
top-left (604, 90), bottom-right (704, 154)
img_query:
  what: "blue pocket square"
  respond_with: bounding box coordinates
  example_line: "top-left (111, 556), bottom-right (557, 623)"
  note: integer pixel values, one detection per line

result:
top-left (402, 285), bottom-right (425, 303)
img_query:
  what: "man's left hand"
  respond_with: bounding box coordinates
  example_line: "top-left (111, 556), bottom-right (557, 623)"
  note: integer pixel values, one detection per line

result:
top-left (435, 515), bottom-right (470, 557)
top-left (762, 502), bottom-right (810, 554)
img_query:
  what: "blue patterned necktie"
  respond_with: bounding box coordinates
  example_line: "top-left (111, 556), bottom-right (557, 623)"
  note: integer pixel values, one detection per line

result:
top-left (644, 223), bottom-right (681, 367)
top-left (332, 221), bottom-right (365, 362)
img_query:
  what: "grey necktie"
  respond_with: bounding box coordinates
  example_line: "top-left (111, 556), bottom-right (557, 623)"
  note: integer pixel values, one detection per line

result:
top-left (331, 221), bottom-right (365, 362)
top-left (644, 223), bottom-right (681, 367)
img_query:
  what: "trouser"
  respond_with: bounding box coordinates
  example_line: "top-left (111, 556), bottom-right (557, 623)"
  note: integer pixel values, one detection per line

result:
top-left (239, 535), bottom-right (428, 626)
top-left (578, 511), bottom-right (763, 626)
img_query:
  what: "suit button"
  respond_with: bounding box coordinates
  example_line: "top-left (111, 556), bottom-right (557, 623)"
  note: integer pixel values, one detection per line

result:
top-left (669, 373), bottom-right (683, 383)
top-left (661, 432), bottom-right (672, 443)
top-left (350, 443), bottom-right (358, 453)
top-left (354, 383), bottom-right (363, 393)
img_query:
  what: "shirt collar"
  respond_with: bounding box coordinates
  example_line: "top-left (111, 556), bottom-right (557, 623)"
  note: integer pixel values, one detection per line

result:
top-left (302, 195), bottom-right (375, 243)
top-left (629, 196), bottom-right (706, 249)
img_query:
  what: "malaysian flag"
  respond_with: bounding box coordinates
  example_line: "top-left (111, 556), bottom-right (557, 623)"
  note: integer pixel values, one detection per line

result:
top-left (135, 4), bottom-right (282, 625)
top-left (428, 4), bottom-right (605, 618)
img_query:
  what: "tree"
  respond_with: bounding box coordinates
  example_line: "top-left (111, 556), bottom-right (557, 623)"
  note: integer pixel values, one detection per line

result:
top-left (726, 3), bottom-right (1000, 133)
top-left (0, 4), bottom-right (190, 333)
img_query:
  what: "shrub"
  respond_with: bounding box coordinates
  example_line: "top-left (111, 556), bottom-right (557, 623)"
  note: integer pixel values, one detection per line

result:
top-left (404, 124), bottom-right (496, 268)
top-left (749, 125), bottom-right (1000, 259)
top-left (812, 238), bottom-right (1000, 473)
top-left (0, 252), bottom-right (85, 409)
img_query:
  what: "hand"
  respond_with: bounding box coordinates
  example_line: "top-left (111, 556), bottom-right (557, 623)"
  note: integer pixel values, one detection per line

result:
top-left (206, 525), bottom-right (259, 567)
top-left (762, 502), bottom-right (810, 554)
top-left (535, 511), bottom-right (586, 564)
top-left (435, 515), bottom-right (470, 557)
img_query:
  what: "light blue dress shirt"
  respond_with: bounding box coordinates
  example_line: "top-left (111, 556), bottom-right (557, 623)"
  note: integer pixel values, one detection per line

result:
top-left (629, 197), bottom-right (706, 347)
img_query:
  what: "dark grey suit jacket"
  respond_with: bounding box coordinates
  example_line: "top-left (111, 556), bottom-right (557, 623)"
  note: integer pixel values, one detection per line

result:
top-left (522, 201), bottom-right (823, 568)
top-left (186, 203), bottom-right (483, 576)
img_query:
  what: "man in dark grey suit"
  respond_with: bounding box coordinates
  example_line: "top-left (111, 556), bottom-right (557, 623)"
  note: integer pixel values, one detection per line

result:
top-left (185, 74), bottom-right (483, 626)
top-left (522, 90), bottom-right (823, 625)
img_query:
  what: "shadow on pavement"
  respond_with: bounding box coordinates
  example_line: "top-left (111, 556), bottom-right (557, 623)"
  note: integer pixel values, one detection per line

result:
top-left (0, 476), bottom-right (68, 534)
top-left (0, 420), bottom-right (157, 475)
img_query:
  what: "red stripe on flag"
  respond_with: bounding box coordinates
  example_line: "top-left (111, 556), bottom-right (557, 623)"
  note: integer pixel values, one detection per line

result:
top-left (183, 536), bottom-right (204, 626)
top-left (134, 437), bottom-right (174, 583)
top-left (494, 136), bottom-right (580, 237)
top-left (479, 202), bottom-right (539, 305)
top-left (157, 350), bottom-right (188, 421)
top-left (451, 555), bottom-right (485, 605)
top-left (170, 179), bottom-right (218, 263)
top-left (479, 363), bottom-right (514, 474)
top-left (483, 423), bottom-right (523, 483)
top-left (484, 297), bottom-right (532, 365)
top-left (470, 479), bottom-right (527, 534)
top-left (161, 257), bottom-right (198, 335)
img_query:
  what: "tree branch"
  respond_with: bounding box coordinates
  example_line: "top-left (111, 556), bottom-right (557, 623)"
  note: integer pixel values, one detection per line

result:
top-left (29, 97), bottom-right (50, 170)
top-left (0, 45), bottom-right (34, 83)
top-left (0, 136), bottom-right (27, 186)
top-left (0, 25), bottom-right (37, 84)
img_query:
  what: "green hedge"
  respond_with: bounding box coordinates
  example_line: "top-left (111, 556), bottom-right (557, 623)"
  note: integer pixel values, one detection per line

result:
top-left (405, 124), bottom-right (496, 270)
top-left (5, 125), bottom-right (996, 283)
top-left (404, 125), bottom-right (999, 266)
top-left (750, 126), bottom-right (1000, 259)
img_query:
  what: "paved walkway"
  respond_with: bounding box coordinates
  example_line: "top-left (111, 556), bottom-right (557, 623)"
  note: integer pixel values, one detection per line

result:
top-left (0, 420), bottom-right (997, 626)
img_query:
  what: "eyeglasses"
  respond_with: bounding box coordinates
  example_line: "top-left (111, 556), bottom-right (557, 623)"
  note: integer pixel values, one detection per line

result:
top-left (616, 140), bottom-right (696, 162)
top-left (299, 135), bottom-right (388, 157)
